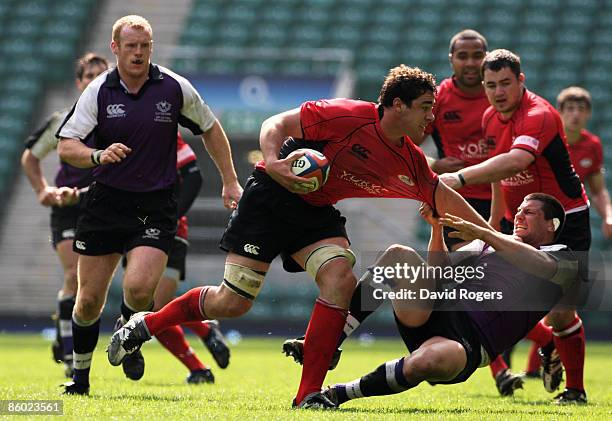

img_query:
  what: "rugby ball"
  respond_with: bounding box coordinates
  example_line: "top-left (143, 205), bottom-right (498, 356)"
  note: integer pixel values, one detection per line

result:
top-left (288, 148), bottom-right (330, 192)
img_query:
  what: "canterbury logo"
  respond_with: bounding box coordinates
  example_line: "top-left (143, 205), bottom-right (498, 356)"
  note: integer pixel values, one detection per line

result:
top-left (243, 244), bottom-right (260, 255)
top-left (75, 240), bottom-right (86, 250)
top-left (350, 144), bottom-right (371, 160)
top-left (106, 104), bottom-right (125, 117)
top-left (443, 110), bottom-right (461, 122)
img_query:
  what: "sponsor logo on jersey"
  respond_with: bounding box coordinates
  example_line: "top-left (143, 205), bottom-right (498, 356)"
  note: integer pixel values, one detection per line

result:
top-left (106, 104), bottom-right (126, 118)
top-left (579, 158), bottom-right (593, 168)
top-left (350, 144), bottom-right (371, 160)
top-left (501, 169), bottom-right (535, 187)
top-left (339, 170), bottom-right (390, 195)
top-left (143, 228), bottom-right (161, 240)
top-left (75, 240), bottom-right (86, 250)
top-left (156, 100), bottom-right (172, 113)
top-left (458, 138), bottom-right (491, 160)
top-left (443, 110), bottom-right (462, 122)
top-left (397, 174), bottom-right (415, 186)
top-left (243, 244), bottom-right (260, 255)
top-left (154, 100), bottom-right (173, 123)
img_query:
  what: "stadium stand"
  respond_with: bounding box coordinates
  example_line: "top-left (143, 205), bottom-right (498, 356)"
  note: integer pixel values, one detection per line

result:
top-left (0, 0), bottom-right (98, 201)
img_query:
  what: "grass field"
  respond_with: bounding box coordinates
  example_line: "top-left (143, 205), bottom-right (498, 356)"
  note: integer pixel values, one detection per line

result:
top-left (0, 333), bottom-right (610, 420)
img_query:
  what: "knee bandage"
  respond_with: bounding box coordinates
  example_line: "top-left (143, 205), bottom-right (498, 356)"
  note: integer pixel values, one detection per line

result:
top-left (222, 263), bottom-right (266, 300)
top-left (305, 245), bottom-right (356, 279)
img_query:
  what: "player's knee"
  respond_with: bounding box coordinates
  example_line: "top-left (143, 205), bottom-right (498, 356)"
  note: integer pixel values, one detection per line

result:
top-left (124, 285), bottom-right (154, 309)
top-left (405, 348), bottom-right (451, 381)
top-left (75, 294), bottom-right (104, 320)
top-left (383, 244), bottom-right (416, 262)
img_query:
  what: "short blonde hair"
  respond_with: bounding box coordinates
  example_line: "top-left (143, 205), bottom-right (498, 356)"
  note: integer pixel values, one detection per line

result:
top-left (112, 15), bottom-right (153, 43)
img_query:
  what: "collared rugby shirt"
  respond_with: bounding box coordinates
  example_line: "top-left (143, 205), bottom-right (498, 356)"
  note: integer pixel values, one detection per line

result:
top-left (58, 64), bottom-right (215, 192)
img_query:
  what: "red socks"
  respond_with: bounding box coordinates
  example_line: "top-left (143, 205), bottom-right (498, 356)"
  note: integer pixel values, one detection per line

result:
top-left (145, 287), bottom-right (209, 336)
top-left (553, 315), bottom-right (585, 391)
top-left (295, 298), bottom-right (347, 404)
top-left (155, 325), bottom-right (206, 372)
top-left (525, 320), bottom-right (553, 373)
top-left (489, 354), bottom-right (508, 378)
top-left (183, 321), bottom-right (211, 339)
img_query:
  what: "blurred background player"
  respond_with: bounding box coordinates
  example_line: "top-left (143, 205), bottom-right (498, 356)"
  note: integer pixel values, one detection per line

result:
top-left (559, 87), bottom-right (612, 238)
top-left (57, 15), bottom-right (241, 395)
top-left (440, 49), bottom-right (589, 404)
top-left (20, 53), bottom-right (109, 378)
top-left (423, 29), bottom-right (494, 247)
top-left (121, 132), bottom-right (230, 383)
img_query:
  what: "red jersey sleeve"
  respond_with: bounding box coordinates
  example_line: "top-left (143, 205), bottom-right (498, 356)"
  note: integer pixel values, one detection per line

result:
top-left (176, 132), bottom-right (196, 169)
top-left (591, 135), bottom-right (604, 176)
top-left (510, 109), bottom-right (558, 156)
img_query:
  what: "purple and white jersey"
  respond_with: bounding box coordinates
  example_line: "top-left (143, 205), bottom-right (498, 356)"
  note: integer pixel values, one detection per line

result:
top-left (57, 64), bottom-right (216, 192)
top-left (25, 109), bottom-right (94, 189)
top-left (453, 240), bottom-right (577, 358)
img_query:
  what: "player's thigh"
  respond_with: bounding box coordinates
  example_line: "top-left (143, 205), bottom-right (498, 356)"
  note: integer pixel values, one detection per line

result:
top-left (123, 246), bottom-right (169, 293)
top-left (291, 237), bottom-right (353, 285)
top-left (56, 239), bottom-right (79, 292)
top-left (77, 253), bottom-right (122, 298)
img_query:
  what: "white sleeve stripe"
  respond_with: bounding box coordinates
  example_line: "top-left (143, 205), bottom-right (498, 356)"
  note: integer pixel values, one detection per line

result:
top-left (158, 65), bottom-right (216, 134)
top-left (513, 135), bottom-right (540, 150)
top-left (58, 71), bottom-right (108, 140)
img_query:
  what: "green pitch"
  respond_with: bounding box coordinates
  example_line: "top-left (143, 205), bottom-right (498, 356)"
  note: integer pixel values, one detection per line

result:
top-left (0, 334), bottom-right (610, 419)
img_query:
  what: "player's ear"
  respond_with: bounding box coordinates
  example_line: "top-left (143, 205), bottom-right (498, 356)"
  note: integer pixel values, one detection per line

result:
top-left (518, 72), bottom-right (526, 84)
top-left (110, 40), bottom-right (118, 54)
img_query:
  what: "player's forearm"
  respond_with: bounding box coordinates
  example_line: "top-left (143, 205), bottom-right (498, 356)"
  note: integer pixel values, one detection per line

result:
top-left (427, 225), bottom-right (450, 266)
top-left (489, 182), bottom-right (506, 229)
top-left (259, 108), bottom-right (302, 164)
top-left (481, 230), bottom-right (557, 279)
top-left (58, 138), bottom-right (98, 168)
top-left (591, 189), bottom-right (612, 222)
top-left (21, 150), bottom-right (48, 193)
top-left (201, 120), bottom-right (238, 185)
top-left (460, 153), bottom-right (525, 185)
top-left (436, 182), bottom-right (491, 229)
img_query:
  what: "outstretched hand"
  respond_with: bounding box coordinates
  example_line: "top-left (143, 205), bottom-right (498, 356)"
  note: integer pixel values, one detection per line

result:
top-left (439, 213), bottom-right (489, 242)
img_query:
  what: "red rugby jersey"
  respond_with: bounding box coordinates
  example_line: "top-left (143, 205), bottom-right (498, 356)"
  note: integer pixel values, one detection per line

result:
top-left (483, 89), bottom-right (588, 220)
top-left (429, 78), bottom-right (492, 200)
top-left (176, 132), bottom-right (197, 240)
top-left (568, 129), bottom-right (603, 182)
top-left (257, 99), bottom-right (439, 208)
